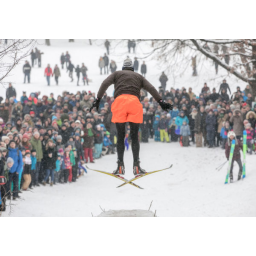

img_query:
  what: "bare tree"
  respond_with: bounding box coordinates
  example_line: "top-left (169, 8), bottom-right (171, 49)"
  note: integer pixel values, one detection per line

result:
top-left (135, 39), bottom-right (256, 98)
top-left (0, 39), bottom-right (36, 85)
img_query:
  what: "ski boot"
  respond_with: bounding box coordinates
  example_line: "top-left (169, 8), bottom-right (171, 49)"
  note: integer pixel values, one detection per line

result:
top-left (133, 160), bottom-right (146, 176)
top-left (113, 160), bottom-right (125, 176)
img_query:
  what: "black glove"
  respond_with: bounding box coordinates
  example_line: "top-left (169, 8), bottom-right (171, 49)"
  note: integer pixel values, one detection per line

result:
top-left (90, 97), bottom-right (101, 112)
top-left (158, 99), bottom-right (173, 111)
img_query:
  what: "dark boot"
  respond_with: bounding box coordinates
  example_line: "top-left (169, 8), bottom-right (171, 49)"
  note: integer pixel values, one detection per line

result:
top-left (238, 171), bottom-right (242, 181)
top-left (133, 160), bottom-right (146, 176)
top-left (113, 160), bottom-right (125, 176)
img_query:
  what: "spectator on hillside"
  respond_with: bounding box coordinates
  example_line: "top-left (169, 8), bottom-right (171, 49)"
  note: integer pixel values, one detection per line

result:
top-left (99, 57), bottom-right (105, 75)
top-left (65, 51), bottom-right (71, 68)
top-left (81, 63), bottom-right (88, 85)
top-left (60, 53), bottom-right (65, 69)
top-left (67, 61), bottom-right (75, 82)
top-left (23, 61), bottom-right (31, 84)
top-left (141, 61), bottom-right (147, 77)
top-left (201, 83), bottom-right (210, 93)
top-left (103, 53), bottom-right (109, 74)
top-left (109, 60), bottom-right (117, 73)
top-left (134, 57), bottom-right (139, 72)
top-left (6, 83), bottom-right (16, 100)
top-left (105, 40), bottom-right (110, 55)
top-left (44, 64), bottom-right (53, 86)
top-left (53, 64), bottom-right (61, 85)
top-left (75, 65), bottom-right (81, 86)
top-left (219, 79), bottom-right (231, 95)
top-left (30, 49), bottom-right (36, 67)
top-left (159, 72), bottom-right (168, 92)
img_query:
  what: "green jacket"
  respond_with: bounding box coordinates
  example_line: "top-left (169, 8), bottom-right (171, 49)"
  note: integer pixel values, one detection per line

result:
top-left (30, 137), bottom-right (43, 162)
top-left (70, 150), bottom-right (76, 166)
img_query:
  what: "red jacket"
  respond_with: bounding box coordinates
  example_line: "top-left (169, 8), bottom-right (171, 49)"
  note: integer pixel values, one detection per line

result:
top-left (44, 67), bottom-right (53, 76)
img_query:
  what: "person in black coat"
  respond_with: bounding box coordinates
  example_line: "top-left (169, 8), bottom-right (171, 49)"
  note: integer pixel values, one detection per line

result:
top-left (30, 50), bottom-right (36, 67)
top-left (109, 60), bottom-right (117, 73)
top-left (60, 53), bottom-right (65, 69)
top-left (74, 133), bottom-right (84, 161)
top-left (23, 61), bottom-right (31, 83)
top-left (23, 100), bottom-right (36, 116)
top-left (67, 61), bottom-right (75, 82)
top-left (75, 65), bottom-right (81, 86)
top-left (159, 72), bottom-right (168, 92)
top-left (209, 88), bottom-right (219, 102)
top-left (60, 125), bottom-right (70, 145)
top-left (219, 79), bottom-right (231, 95)
top-left (43, 142), bottom-right (57, 185)
top-left (205, 109), bottom-right (216, 148)
top-left (220, 89), bottom-right (229, 102)
top-left (141, 61), bottom-right (147, 77)
top-left (134, 57), bottom-right (139, 72)
top-left (65, 51), bottom-right (71, 68)
top-left (6, 83), bottom-right (16, 100)
top-left (103, 53), bottom-right (109, 74)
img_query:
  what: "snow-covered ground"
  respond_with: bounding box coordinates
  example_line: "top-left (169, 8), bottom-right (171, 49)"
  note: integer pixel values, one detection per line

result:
top-left (1, 39), bottom-right (255, 217)
top-left (2, 140), bottom-right (256, 217)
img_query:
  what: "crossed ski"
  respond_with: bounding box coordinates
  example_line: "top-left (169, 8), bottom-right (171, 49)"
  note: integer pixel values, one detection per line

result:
top-left (86, 165), bottom-right (173, 189)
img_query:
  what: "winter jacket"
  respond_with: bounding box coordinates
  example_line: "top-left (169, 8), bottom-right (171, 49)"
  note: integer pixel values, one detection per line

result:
top-left (64, 155), bottom-right (71, 169)
top-left (53, 67), bottom-right (61, 77)
top-left (6, 87), bottom-right (16, 99)
top-left (7, 147), bottom-right (23, 174)
top-left (44, 147), bottom-right (57, 170)
top-left (99, 59), bottom-right (105, 68)
top-left (97, 70), bottom-right (161, 102)
top-left (246, 111), bottom-right (256, 128)
top-left (81, 66), bottom-right (88, 76)
top-left (134, 60), bottom-right (139, 71)
top-left (217, 114), bottom-right (227, 133)
top-left (67, 63), bottom-right (75, 72)
top-left (245, 129), bottom-right (255, 141)
top-left (170, 109), bottom-right (179, 121)
top-left (83, 128), bottom-right (95, 148)
top-left (103, 56), bottom-right (109, 66)
top-left (205, 114), bottom-right (216, 132)
top-left (159, 118), bottom-right (168, 129)
top-left (61, 55), bottom-right (65, 64)
top-left (20, 95), bottom-right (28, 104)
top-left (74, 139), bottom-right (84, 160)
top-left (31, 156), bottom-right (37, 170)
top-left (55, 159), bottom-right (61, 172)
top-left (94, 130), bottom-right (103, 144)
top-left (44, 67), bottom-right (53, 76)
top-left (110, 62), bottom-right (117, 73)
top-left (180, 124), bottom-right (191, 136)
top-left (30, 137), bottom-right (43, 162)
top-left (175, 115), bottom-right (189, 129)
top-left (141, 64), bottom-right (147, 74)
top-left (159, 74), bottom-right (168, 86)
top-left (230, 112), bottom-right (243, 136)
top-left (219, 83), bottom-right (231, 94)
top-left (153, 119), bottom-right (159, 130)
top-left (103, 136), bottom-right (112, 147)
top-left (194, 112), bottom-right (207, 133)
top-left (225, 139), bottom-right (242, 161)
top-left (220, 92), bottom-right (229, 102)
top-left (23, 63), bottom-right (31, 74)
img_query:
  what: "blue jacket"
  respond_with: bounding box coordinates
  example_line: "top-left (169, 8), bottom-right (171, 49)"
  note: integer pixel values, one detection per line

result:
top-left (20, 95), bottom-right (28, 104)
top-left (153, 120), bottom-right (159, 130)
top-left (170, 109), bottom-right (179, 121)
top-left (180, 124), bottom-right (191, 136)
top-left (31, 156), bottom-right (37, 170)
top-left (103, 136), bottom-right (112, 147)
top-left (175, 115), bottom-right (189, 129)
top-left (205, 114), bottom-right (216, 132)
top-left (8, 147), bottom-right (23, 174)
top-left (55, 159), bottom-right (61, 172)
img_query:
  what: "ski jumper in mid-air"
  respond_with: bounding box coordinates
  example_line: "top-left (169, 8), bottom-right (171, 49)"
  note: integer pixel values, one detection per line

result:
top-left (91, 58), bottom-right (172, 176)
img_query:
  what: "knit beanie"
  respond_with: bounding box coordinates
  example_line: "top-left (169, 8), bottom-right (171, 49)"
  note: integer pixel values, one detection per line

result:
top-left (56, 135), bottom-right (62, 141)
top-left (123, 58), bottom-right (133, 68)
top-left (7, 157), bottom-right (14, 165)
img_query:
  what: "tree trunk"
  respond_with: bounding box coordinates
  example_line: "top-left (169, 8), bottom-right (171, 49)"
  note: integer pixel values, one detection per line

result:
top-left (89, 39), bottom-right (92, 45)
top-left (69, 39), bottom-right (75, 42)
top-left (250, 40), bottom-right (256, 101)
top-left (45, 39), bottom-right (50, 46)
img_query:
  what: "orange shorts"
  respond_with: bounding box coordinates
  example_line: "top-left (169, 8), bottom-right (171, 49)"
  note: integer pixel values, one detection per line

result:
top-left (111, 94), bottom-right (143, 123)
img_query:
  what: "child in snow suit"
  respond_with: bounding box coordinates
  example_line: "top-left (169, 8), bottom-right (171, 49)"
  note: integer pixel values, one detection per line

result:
top-left (55, 154), bottom-right (62, 184)
top-left (153, 115), bottom-right (160, 142)
top-left (83, 123), bottom-right (95, 163)
top-left (220, 121), bottom-right (230, 149)
top-left (21, 150), bottom-right (32, 190)
top-left (180, 120), bottom-right (191, 147)
top-left (57, 148), bottom-right (65, 183)
top-left (103, 131), bottom-right (114, 155)
top-left (225, 131), bottom-right (243, 182)
top-left (159, 114), bottom-right (169, 142)
top-left (170, 118), bottom-right (178, 142)
top-left (94, 125), bottom-right (103, 159)
top-left (64, 149), bottom-right (72, 183)
top-left (29, 149), bottom-right (37, 189)
top-left (245, 123), bottom-right (255, 155)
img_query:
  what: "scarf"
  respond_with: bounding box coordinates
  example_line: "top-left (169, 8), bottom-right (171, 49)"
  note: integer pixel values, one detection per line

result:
top-left (88, 128), bottom-right (93, 137)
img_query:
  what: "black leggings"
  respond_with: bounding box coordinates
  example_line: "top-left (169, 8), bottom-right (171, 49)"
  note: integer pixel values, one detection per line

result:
top-left (116, 122), bottom-right (140, 162)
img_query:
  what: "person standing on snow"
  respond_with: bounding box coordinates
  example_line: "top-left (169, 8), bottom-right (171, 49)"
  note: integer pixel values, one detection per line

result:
top-left (103, 53), bottom-right (109, 74)
top-left (44, 64), bottom-right (53, 86)
top-left (75, 65), bottom-right (81, 86)
top-left (67, 61), bottom-right (75, 82)
top-left (141, 61), bottom-right (147, 77)
top-left (98, 57), bottom-right (105, 75)
top-left (60, 53), bottom-right (65, 69)
top-left (90, 58), bottom-right (173, 176)
top-left (81, 63), bottom-right (89, 85)
top-left (23, 60), bottom-right (31, 84)
top-left (53, 64), bottom-right (61, 85)
top-left (219, 79), bottom-right (231, 95)
top-left (105, 40), bottom-right (110, 55)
